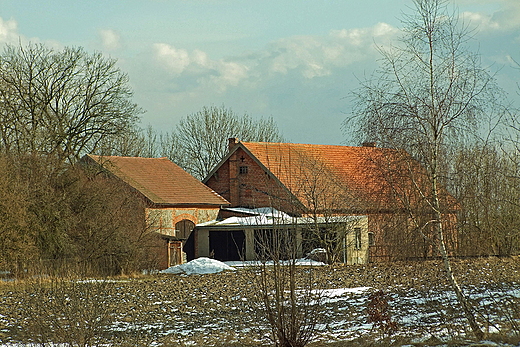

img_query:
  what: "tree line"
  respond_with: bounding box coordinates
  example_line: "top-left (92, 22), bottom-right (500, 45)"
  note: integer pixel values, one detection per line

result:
top-left (0, 43), bottom-right (283, 276)
top-left (1, 0), bottom-right (520, 344)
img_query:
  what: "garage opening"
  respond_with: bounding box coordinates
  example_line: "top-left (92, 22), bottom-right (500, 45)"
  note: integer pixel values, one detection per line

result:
top-left (209, 230), bottom-right (245, 261)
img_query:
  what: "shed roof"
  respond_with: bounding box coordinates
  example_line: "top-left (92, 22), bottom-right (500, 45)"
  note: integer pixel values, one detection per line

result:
top-left (85, 154), bottom-right (229, 206)
top-left (197, 207), bottom-right (366, 228)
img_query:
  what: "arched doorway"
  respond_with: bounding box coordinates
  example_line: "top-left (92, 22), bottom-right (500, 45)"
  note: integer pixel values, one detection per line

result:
top-left (175, 219), bottom-right (195, 261)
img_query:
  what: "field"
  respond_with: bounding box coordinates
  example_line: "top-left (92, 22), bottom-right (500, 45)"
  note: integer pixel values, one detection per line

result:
top-left (1, 257), bottom-right (520, 347)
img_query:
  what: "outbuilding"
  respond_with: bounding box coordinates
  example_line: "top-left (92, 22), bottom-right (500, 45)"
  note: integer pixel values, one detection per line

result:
top-left (82, 154), bottom-right (230, 269)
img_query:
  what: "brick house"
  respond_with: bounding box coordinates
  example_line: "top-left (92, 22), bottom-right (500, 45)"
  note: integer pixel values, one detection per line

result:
top-left (203, 139), bottom-right (459, 262)
top-left (82, 154), bottom-right (229, 269)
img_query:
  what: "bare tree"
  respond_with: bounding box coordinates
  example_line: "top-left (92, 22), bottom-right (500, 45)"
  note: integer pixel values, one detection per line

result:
top-left (349, 0), bottom-right (508, 340)
top-left (93, 105), bottom-right (283, 180)
top-left (0, 43), bottom-right (141, 164)
top-left (173, 105), bottom-right (284, 179)
top-left (94, 126), bottom-right (149, 158)
top-left (450, 144), bottom-right (520, 257)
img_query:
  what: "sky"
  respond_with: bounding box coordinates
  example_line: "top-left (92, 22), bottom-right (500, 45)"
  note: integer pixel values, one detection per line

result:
top-left (0, 0), bottom-right (519, 145)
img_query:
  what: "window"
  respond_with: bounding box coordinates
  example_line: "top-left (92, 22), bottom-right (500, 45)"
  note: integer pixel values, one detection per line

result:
top-left (354, 227), bottom-right (362, 249)
top-left (368, 232), bottom-right (375, 246)
top-left (239, 166), bottom-right (248, 174)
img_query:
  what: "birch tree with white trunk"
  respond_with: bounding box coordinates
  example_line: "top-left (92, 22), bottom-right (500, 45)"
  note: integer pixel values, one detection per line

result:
top-left (349, 0), bottom-right (508, 340)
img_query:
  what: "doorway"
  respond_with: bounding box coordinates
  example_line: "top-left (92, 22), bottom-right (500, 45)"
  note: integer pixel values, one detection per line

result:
top-left (209, 230), bottom-right (245, 261)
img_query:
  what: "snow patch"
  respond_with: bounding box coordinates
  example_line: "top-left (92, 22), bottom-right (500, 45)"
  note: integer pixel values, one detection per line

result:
top-left (160, 257), bottom-right (236, 275)
top-left (320, 287), bottom-right (372, 297)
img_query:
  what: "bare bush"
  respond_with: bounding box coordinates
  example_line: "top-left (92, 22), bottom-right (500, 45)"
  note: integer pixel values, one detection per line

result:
top-left (367, 290), bottom-right (398, 337)
top-left (17, 277), bottom-right (117, 347)
top-left (0, 153), bottom-right (159, 278)
top-left (249, 226), bottom-right (327, 347)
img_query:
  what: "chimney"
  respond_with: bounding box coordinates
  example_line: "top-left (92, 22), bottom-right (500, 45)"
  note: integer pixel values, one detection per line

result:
top-left (362, 142), bottom-right (377, 147)
top-left (228, 138), bottom-right (239, 151)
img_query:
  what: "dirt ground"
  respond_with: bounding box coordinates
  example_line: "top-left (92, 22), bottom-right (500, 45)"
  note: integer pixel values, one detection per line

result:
top-left (1, 257), bottom-right (520, 346)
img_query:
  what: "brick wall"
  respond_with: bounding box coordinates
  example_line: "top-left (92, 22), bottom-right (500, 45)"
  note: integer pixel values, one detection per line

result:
top-left (206, 147), bottom-right (302, 214)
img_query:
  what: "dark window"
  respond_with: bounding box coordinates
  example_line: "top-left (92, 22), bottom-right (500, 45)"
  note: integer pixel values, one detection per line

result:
top-left (239, 166), bottom-right (248, 174)
top-left (209, 230), bottom-right (245, 261)
top-left (368, 232), bottom-right (375, 246)
top-left (354, 227), bottom-right (362, 249)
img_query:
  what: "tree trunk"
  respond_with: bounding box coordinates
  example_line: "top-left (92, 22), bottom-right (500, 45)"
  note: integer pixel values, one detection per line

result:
top-left (433, 192), bottom-right (484, 340)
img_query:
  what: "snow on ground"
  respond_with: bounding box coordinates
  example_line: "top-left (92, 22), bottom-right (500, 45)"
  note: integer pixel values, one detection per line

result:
top-left (2, 276), bottom-right (520, 346)
top-left (319, 287), bottom-right (372, 297)
top-left (225, 258), bottom-right (326, 267)
top-left (160, 257), bottom-right (236, 275)
top-left (160, 257), bottom-right (325, 275)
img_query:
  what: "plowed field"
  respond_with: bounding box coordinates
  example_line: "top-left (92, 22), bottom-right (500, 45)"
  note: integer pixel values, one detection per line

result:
top-left (1, 257), bottom-right (520, 347)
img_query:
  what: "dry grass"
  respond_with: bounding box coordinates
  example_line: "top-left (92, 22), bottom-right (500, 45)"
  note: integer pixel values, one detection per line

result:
top-left (1, 257), bottom-right (519, 346)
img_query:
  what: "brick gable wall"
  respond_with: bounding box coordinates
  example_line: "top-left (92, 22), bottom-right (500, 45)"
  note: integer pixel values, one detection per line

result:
top-left (205, 147), bottom-right (302, 214)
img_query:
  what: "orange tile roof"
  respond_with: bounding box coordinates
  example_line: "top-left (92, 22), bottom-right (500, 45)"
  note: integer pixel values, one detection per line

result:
top-left (85, 154), bottom-right (229, 206)
top-left (239, 141), bottom-right (456, 212)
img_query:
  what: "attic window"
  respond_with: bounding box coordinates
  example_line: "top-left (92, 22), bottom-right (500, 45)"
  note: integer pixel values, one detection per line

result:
top-left (239, 166), bottom-right (249, 174)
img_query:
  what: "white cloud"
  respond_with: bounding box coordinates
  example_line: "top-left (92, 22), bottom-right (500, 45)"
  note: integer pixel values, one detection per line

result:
top-left (144, 22), bottom-right (399, 115)
top-left (148, 23), bottom-right (399, 98)
top-left (99, 29), bottom-right (122, 51)
top-left (211, 61), bottom-right (248, 88)
top-left (0, 16), bottom-right (62, 49)
top-left (460, 0), bottom-right (520, 32)
top-left (262, 22), bottom-right (398, 79)
top-left (152, 42), bottom-right (248, 91)
top-left (0, 17), bottom-right (20, 44)
top-left (154, 43), bottom-right (191, 74)
top-left (132, 22), bottom-right (409, 145)
top-left (191, 49), bottom-right (210, 67)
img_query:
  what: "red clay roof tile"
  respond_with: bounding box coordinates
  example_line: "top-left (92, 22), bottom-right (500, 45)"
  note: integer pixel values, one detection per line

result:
top-left (239, 141), bottom-right (456, 212)
top-left (86, 154), bottom-right (229, 206)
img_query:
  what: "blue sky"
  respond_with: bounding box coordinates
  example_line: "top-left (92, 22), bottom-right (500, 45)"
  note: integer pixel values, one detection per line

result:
top-left (0, 0), bottom-right (518, 145)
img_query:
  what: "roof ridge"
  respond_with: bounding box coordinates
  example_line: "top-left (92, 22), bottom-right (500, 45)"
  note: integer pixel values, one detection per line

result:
top-left (89, 154), bottom-right (171, 160)
top-left (240, 141), bottom-right (389, 150)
